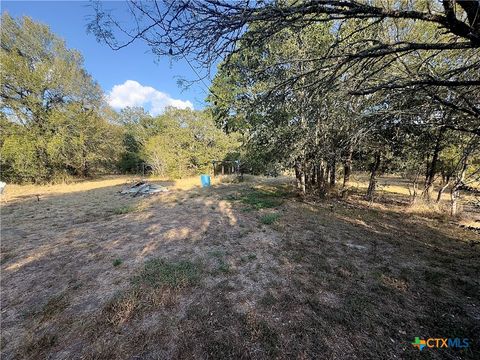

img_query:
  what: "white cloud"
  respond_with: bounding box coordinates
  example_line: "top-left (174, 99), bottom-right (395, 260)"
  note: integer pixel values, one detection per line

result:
top-left (107, 80), bottom-right (193, 115)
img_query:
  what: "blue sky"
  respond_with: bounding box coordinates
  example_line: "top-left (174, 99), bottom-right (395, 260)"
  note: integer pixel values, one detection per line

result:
top-left (2, 1), bottom-right (212, 113)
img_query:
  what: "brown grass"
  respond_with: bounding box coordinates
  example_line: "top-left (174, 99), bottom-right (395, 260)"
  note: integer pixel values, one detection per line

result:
top-left (1, 175), bottom-right (479, 359)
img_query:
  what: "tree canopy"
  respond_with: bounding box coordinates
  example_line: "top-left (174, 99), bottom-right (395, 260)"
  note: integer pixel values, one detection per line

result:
top-left (0, 13), bottom-right (238, 183)
top-left (1, 13), bottom-right (122, 182)
top-left (87, 0), bottom-right (479, 214)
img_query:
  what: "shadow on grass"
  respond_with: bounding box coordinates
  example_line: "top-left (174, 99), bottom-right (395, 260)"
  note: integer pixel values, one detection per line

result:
top-left (1, 177), bottom-right (479, 359)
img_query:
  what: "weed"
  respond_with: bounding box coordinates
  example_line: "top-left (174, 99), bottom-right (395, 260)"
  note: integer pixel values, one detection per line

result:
top-left (260, 213), bottom-right (280, 225)
top-left (247, 253), bottom-right (257, 260)
top-left (133, 258), bottom-right (200, 289)
top-left (217, 259), bottom-right (231, 274)
top-left (112, 258), bottom-right (122, 267)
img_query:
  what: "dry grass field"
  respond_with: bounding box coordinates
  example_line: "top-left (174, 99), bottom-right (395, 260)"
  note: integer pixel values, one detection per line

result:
top-left (1, 175), bottom-right (479, 359)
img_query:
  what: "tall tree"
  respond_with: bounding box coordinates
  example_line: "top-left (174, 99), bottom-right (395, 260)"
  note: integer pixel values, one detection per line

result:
top-left (1, 13), bottom-right (122, 182)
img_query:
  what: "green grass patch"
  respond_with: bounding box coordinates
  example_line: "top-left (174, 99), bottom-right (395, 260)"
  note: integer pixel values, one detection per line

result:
top-left (134, 258), bottom-right (200, 289)
top-left (260, 213), bottom-right (281, 225)
top-left (112, 258), bottom-right (122, 267)
top-left (240, 189), bottom-right (284, 210)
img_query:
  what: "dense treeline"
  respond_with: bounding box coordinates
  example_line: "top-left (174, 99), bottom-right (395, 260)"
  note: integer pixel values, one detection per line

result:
top-left (207, 20), bottom-right (479, 214)
top-left (89, 0), bottom-right (480, 215)
top-left (0, 14), bottom-right (122, 182)
top-left (0, 14), bottom-right (238, 183)
top-left (116, 106), bottom-right (239, 178)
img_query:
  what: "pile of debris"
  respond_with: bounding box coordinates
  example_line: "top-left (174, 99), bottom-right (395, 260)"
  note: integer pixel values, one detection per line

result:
top-left (120, 181), bottom-right (168, 197)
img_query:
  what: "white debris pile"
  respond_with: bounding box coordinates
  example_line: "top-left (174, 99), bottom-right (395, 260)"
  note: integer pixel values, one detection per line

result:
top-left (120, 181), bottom-right (168, 196)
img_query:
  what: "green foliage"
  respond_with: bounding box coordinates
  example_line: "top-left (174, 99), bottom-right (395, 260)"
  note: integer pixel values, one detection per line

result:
top-left (240, 189), bottom-right (283, 209)
top-left (0, 14), bottom-right (123, 183)
top-left (118, 151), bottom-right (143, 174)
top-left (144, 108), bottom-right (239, 178)
top-left (134, 258), bottom-right (201, 289)
top-left (207, 14), bottom-right (479, 201)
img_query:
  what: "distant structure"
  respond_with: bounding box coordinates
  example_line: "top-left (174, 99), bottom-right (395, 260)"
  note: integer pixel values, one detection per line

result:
top-left (212, 160), bottom-right (241, 177)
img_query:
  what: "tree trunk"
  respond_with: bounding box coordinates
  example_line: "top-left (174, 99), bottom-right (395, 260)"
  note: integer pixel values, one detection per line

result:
top-left (304, 165), bottom-right (310, 187)
top-left (408, 170), bottom-right (421, 204)
top-left (81, 148), bottom-right (89, 177)
top-left (295, 159), bottom-right (306, 194)
top-left (450, 188), bottom-right (459, 216)
top-left (308, 163), bottom-right (316, 186)
top-left (300, 170), bottom-right (307, 195)
top-left (423, 128), bottom-right (444, 200)
top-left (410, 180), bottom-right (418, 204)
top-left (329, 157), bottom-right (336, 187)
top-left (317, 160), bottom-right (326, 195)
top-left (295, 160), bottom-right (301, 190)
top-left (436, 175), bottom-right (450, 203)
top-left (450, 157), bottom-right (468, 216)
top-left (325, 162), bottom-right (331, 187)
top-left (366, 152), bottom-right (381, 201)
top-left (343, 146), bottom-right (353, 188)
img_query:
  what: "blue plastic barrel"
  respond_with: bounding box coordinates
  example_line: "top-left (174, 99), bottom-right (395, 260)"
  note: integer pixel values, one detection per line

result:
top-left (200, 174), bottom-right (211, 188)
